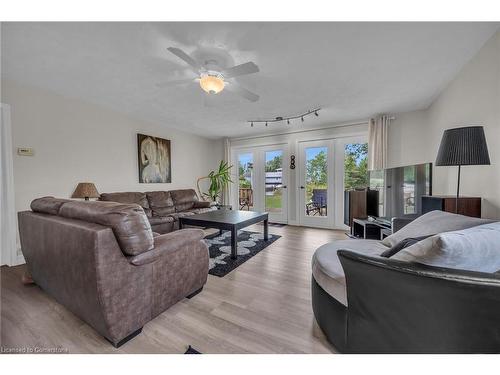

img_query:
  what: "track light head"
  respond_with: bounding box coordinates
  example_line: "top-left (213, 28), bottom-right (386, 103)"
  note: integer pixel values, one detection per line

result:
top-left (301, 116), bottom-right (304, 122)
top-left (287, 119), bottom-right (290, 125)
top-left (265, 122), bottom-right (268, 127)
top-left (315, 111), bottom-right (319, 116)
top-left (251, 122), bottom-right (253, 127)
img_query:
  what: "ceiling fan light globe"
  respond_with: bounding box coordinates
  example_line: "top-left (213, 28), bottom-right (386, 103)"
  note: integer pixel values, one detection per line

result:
top-left (199, 74), bottom-right (225, 94)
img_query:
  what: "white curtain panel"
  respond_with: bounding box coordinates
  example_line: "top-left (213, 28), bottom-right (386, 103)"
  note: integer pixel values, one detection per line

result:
top-left (222, 138), bottom-right (233, 205)
top-left (1, 104), bottom-right (18, 266)
top-left (368, 115), bottom-right (389, 171)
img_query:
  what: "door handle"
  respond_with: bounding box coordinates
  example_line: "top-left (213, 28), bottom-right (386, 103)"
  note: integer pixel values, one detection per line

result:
top-left (282, 185), bottom-right (287, 189)
top-left (300, 186), bottom-right (305, 189)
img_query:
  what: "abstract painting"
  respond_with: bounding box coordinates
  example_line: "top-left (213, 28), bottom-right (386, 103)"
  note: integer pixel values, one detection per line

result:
top-left (137, 133), bottom-right (171, 183)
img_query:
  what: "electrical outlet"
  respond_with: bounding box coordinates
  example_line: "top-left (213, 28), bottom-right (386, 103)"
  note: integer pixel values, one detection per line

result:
top-left (17, 147), bottom-right (34, 156)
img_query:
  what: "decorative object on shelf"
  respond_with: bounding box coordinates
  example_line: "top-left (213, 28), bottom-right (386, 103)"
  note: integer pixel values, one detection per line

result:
top-left (196, 160), bottom-right (233, 203)
top-left (137, 133), bottom-right (171, 183)
top-left (248, 108), bottom-right (320, 127)
top-left (290, 155), bottom-right (296, 169)
top-left (72, 182), bottom-right (99, 201)
top-left (435, 126), bottom-right (490, 213)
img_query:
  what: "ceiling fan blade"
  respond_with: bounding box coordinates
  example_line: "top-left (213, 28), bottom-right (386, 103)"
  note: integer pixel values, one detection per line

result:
top-left (167, 47), bottom-right (201, 71)
top-left (223, 62), bottom-right (259, 78)
top-left (226, 82), bottom-right (259, 102)
top-left (156, 78), bottom-right (196, 88)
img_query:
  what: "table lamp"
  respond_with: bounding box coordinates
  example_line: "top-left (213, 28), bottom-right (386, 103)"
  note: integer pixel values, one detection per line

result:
top-left (72, 182), bottom-right (99, 201)
top-left (435, 126), bottom-right (490, 213)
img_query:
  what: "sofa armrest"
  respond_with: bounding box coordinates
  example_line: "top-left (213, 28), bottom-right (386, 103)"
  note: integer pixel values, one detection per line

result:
top-left (193, 201), bottom-right (212, 209)
top-left (337, 250), bottom-right (500, 353)
top-left (128, 229), bottom-right (205, 266)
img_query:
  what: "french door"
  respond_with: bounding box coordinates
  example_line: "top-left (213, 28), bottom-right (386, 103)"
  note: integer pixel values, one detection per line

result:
top-left (298, 140), bottom-right (335, 228)
top-left (233, 145), bottom-right (288, 223)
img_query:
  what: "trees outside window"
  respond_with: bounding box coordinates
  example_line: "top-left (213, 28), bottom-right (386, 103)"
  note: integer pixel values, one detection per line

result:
top-left (344, 143), bottom-right (368, 190)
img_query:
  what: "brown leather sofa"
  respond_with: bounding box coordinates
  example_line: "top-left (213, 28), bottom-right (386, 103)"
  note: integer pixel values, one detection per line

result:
top-left (99, 189), bottom-right (215, 234)
top-left (18, 197), bottom-right (209, 347)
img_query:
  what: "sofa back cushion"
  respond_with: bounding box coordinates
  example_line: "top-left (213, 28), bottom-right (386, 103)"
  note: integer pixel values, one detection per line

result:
top-left (382, 210), bottom-right (493, 247)
top-left (146, 191), bottom-right (176, 216)
top-left (100, 192), bottom-right (152, 218)
top-left (31, 196), bottom-right (72, 215)
top-left (59, 200), bottom-right (154, 255)
top-left (391, 222), bottom-right (500, 273)
top-left (170, 189), bottom-right (198, 212)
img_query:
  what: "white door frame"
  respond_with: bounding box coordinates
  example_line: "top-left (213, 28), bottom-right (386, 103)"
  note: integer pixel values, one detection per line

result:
top-left (231, 143), bottom-right (289, 223)
top-left (1, 103), bottom-right (20, 266)
top-left (297, 139), bottom-right (335, 228)
top-left (296, 135), bottom-right (368, 230)
top-left (260, 144), bottom-right (288, 224)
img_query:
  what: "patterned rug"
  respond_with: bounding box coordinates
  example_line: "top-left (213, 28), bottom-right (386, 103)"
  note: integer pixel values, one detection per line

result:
top-left (204, 230), bottom-right (281, 277)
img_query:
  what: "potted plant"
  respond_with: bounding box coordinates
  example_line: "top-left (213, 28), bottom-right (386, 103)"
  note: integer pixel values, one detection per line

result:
top-left (197, 160), bottom-right (233, 205)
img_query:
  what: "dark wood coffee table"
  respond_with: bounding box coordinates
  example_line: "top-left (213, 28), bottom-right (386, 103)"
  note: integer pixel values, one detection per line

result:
top-left (179, 210), bottom-right (269, 259)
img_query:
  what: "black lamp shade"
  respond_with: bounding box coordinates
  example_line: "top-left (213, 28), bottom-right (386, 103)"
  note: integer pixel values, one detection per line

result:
top-left (436, 126), bottom-right (490, 166)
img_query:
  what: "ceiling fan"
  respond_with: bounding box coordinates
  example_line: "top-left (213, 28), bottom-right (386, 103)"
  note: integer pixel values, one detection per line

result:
top-left (157, 47), bottom-right (260, 102)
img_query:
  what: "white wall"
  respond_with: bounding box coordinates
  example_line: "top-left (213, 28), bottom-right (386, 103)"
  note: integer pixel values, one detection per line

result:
top-left (2, 80), bottom-right (223, 259)
top-left (388, 30), bottom-right (500, 219)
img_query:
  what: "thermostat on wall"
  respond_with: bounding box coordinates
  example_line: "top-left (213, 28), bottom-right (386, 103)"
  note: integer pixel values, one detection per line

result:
top-left (17, 147), bottom-right (34, 156)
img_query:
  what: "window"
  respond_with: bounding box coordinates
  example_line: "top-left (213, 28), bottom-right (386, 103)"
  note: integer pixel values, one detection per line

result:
top-left (344, 143), bottom-right (368, 190)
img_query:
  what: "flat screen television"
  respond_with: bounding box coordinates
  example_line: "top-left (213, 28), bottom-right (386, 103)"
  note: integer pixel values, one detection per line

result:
top-left (369, 162), bottom-right (432, 219)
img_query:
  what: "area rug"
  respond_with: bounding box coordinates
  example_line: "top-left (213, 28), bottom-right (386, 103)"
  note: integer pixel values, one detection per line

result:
top-left (204, 230), bottom-right (281, 277)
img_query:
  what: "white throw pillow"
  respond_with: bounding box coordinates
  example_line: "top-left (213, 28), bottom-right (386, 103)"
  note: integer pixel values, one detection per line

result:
top-left (382, 210), bottom-right (492, 247)
top-left (391, 222), bottom-right (500, 273)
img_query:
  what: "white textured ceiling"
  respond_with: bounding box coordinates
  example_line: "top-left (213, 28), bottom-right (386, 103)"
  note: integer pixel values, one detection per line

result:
top-left (1, 22), bottom-right (498, 139)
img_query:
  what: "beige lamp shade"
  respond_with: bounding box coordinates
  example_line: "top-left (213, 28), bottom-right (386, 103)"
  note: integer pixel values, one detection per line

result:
top-left (72, 182), bottom-right (99, 200)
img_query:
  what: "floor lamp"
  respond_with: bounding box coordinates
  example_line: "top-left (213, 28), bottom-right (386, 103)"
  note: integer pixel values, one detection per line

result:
top-left (435, 126), bottom-right (490, 213)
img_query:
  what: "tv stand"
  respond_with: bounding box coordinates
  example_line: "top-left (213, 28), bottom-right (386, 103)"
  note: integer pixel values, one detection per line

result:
top-left (352, 218), bottom-right (391, 240)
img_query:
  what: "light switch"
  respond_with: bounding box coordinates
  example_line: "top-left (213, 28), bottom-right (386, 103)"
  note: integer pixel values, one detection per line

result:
top-left (17, 147), bottom-right (34, 156)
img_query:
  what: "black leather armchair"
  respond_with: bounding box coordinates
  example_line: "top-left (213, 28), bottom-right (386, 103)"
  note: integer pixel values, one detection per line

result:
top-left (312, 250), bottom-right (500, 353)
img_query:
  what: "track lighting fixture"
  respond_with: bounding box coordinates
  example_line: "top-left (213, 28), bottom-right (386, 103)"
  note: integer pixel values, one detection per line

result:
top-left (247, 108), bottom-right (320, 128)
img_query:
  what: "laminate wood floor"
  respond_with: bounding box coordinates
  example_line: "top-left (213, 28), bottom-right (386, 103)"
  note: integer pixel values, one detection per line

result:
top-left (1, 224), bottom-right (346, 354)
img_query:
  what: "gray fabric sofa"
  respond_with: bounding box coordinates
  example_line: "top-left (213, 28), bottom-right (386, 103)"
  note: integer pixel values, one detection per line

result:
top-left (99, 189), bottom-right (216, 234)
top-left (18, 197), bottom-right (210, 347)
top-left (312, 210), bottom-right (500, 353)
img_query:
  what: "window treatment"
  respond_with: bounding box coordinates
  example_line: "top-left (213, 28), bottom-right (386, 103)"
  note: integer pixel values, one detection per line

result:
top-left (368, 115), bottom-right (389, 171)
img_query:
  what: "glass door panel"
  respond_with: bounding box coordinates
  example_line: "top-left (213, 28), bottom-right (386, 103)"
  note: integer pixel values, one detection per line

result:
top-left (305, 146), bottom-right (328, 217)
top-left (299, 140), bottom-right (333, 228)
top-left (238, 152), bottom-right (254, 211)
top-left (265, 150), bottom-right (284, 213)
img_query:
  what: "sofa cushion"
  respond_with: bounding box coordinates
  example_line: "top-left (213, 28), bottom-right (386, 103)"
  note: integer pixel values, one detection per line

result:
top-left (170, 189), bottom-right (198, 212)
top-left (31, 196), bottom-right (72, 215)
top-left (59, 200), bottom-right (154, 256)
top-left (146, 191), bottom-right (176, 216)
top-left (392, 222), bottom-right (500, 273)
top-left (100, 192), bottom-right (152, 218)
top-left (380, 235), bottom-right (432, 258)
top-left (382, 210), bottom-right (492, 247)
top-left (312, 239), bottom-right (389, 306)
top-left (148, 216), bottom-right (175, 225)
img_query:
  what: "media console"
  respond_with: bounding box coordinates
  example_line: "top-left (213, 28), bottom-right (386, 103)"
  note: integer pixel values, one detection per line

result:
top-left (351, 217), bottom-right (392, 240)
